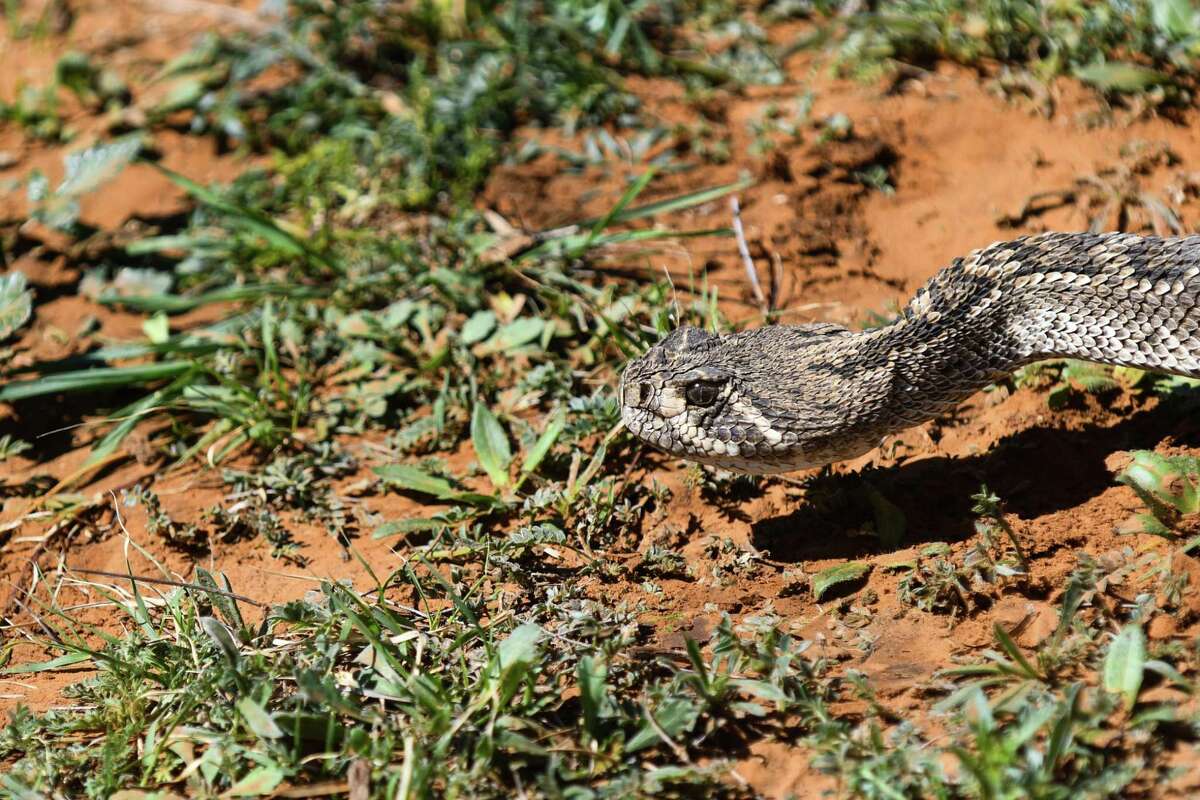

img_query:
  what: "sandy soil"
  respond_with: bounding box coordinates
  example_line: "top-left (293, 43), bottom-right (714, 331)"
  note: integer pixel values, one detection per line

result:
top-left (5, 3), bottom-right (1200, 796)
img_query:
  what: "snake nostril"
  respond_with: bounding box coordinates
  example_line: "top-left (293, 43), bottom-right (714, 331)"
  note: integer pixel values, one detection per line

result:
top-left (624, 382), bottom-right (652, 408)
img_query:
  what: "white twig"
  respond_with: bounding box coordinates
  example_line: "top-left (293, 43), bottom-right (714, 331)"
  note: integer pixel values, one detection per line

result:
top-left (731, 197), bottom-right (765, 310)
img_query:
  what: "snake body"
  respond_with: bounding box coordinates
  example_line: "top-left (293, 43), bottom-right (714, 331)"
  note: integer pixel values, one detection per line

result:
top-left (619, 232), bottom-right (1200, 473)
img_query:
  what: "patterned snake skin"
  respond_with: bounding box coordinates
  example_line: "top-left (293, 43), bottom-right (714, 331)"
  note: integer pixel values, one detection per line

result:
top-left (619, 231), bottom-right (1200, 473)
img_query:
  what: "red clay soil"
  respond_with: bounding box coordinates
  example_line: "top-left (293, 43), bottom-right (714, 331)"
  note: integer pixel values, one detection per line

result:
top-left (6, 3), bottom-right (1200, 797)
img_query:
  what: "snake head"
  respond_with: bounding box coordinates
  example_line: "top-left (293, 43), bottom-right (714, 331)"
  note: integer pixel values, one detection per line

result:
top-left (620, 323), bottom-right (875, 473)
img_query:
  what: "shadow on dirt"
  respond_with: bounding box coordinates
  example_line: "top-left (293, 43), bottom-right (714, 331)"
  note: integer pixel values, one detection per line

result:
top-left (752, 391), bottom-right (1200, 563)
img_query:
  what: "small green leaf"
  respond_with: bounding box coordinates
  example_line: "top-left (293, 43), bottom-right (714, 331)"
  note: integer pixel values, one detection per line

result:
top-left (991, 623), bottom-right (1040, 680)
top-left (494, 623), bottom-right (542, 706)
top-left (471, 403), bottom-right (512, 489)
top-left (577, 656), bottom-right (608, 741)
top-left (236, 697), bottom-right (284, 740)
top-left (1044, 683), bottom-right (1082, 778)
top-left (373, 464), bottom-right (499, 508)
top-left (142, 311), bottom-right (170, 344)
top-left (477, 317), bottom-right (543, 354)
top-left (0, 361), bottom-right (197, 402)
top-left (373, 464), bottom-right (456, 498)
top-left (55, 52), bottom-right (100, 102)
top-left (199, 616), bottom-right (240, 667)
top-left (57, 135), bottom-right (142, 199)
top-left (1104, 624), bottom-right (1146, 711)
top-left (542, 176), bottom-right (754, 238)
top-left (154, 77), bottom-right (208, 114)
top-left (0, 271), bottom-right (33, 342)
top-left (82, 266), bottom-right (173, 301)
top-left (194, 568), bottom-right (245, 633)
top-left (1115, 450), bottom-right (1200, 536)
top-left (225, 765), bottom-right (284, 796)
top-left (87, 381), bottom-right (184, 465)
top-left (1151, 0), bottom-right (1197, 37)
top-left (730, 677), bottom-right (790, 706)
top-left (460, 310), bottom-right (496, 345)
top-left (583, 168), bottom-right (656, 251)
top-left (1075, 62), bottom-right (1169, 93)
top-left (498, 623), bottom-right (542, 671)
top-left (30, 136), bottom-right (142, 230)
top-left (813, 561), bottom-right (871, 600)
top-left (520, 408), bottom-right (566, 477)
top-left (2, 651), bottom-right (92, 674)
top-left (628, 697), bottom-right (700, 752)
top-left (1144, 658), bottom-right (1193, 692)
top-left (372, 518), bottom-right (449, 539)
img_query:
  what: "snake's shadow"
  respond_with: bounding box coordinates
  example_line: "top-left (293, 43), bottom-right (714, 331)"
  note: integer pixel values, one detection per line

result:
top-left (751, 392), bottom-right (1200, 563)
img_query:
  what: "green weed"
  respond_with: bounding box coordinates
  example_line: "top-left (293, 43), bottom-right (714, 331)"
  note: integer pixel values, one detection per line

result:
top-left (1114, 450), bottom-right (1200, 537)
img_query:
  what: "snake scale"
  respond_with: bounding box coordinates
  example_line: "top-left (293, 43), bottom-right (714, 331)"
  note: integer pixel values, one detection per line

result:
top-left (619, 231), bottom-right (1200, 473)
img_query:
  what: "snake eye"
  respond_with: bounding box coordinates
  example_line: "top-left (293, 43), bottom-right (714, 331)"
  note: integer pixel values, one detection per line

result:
top-left (685, 381), bottom-right (720, 407)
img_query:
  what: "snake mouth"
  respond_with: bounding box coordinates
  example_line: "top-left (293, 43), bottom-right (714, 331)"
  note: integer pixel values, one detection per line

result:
top-left (621, 396), bottom-right (838, 474)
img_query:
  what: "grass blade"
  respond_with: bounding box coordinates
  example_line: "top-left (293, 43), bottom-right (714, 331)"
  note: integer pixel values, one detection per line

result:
top-left (584, 168), bottom-right (656, 250)
top-left (86, 378), bottom-right (186, 465)
top-left (991, 623), bottom-right (1041, 680)
top-left (0, 362), bottom-right (198, 402)
top-left (152, 163), bottom-right (341, 273)
top-left (98, 283), bottom-right (325, 313)
top-left (520, 408), bottom-right (566, 478)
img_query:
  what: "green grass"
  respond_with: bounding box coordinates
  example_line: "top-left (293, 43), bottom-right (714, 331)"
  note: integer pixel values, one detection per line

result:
top-left (0, 560), bottom-right (833, 798)
top-left (6, 532), bottom-right (1198, 798)
top-left (820, 0), bottom-right (1200, 107)
top-left (5, 0), bottom-right (1200, 797)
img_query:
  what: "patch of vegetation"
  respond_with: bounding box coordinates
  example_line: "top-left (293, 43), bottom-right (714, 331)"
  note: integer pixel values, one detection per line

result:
top-left (826, 540), bottom-right (1200, 796)
top-left (825, 0), bottom-right (1200, 108)
top-left (1114, 449), bottom-right (1200, 537)
top-left (0, 562), bottom-right (834, 798)
top-left (146, 0), bottom-right (776, 209)
top-left (895, 489), bottom-right (1028, 618)
top-left (1014, 355), bottom-right (1200, 409)
top-left (9, 531), bottom-right (1200, 799)
top-left (0, 83), bottom-right (70, 142)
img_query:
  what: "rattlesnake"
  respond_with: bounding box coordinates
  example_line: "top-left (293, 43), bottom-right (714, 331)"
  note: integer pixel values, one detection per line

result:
top-left (619, 231), bottom-right (1200, 474)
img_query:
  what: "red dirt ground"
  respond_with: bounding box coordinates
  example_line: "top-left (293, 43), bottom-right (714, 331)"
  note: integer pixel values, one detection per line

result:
top-left (5, 3), bottom-right (1200, 796)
